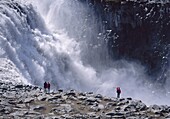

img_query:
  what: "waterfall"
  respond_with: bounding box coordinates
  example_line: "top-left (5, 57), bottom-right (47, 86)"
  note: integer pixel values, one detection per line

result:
top-left (0, 0), bottom-right (169, 105)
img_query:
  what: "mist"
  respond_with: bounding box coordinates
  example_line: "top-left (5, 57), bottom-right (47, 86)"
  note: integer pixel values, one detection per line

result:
top-left (5, 0), bottom-right (169, 105)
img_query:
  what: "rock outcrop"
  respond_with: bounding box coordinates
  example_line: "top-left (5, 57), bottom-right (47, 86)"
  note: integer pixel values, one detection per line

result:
top-left (0, 81), bottom-right (170, 119)
top-left (79, 0), bottom-right (170, 82)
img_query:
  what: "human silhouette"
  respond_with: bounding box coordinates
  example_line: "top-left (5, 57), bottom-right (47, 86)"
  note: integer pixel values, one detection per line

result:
top-left (116, 87), bottom-right (121, 98)
top-left (44, 82), bottom-right (47, 93)
top-left (47, 82), bottom-right (50, 93)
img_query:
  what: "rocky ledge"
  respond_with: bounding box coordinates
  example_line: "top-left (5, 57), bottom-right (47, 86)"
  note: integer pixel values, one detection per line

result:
top-left (0, 82), bottom-right (170, 119)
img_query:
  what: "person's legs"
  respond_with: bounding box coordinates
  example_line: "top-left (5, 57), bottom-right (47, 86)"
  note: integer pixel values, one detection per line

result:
top-left (117, 93), bottom-right (120, 98)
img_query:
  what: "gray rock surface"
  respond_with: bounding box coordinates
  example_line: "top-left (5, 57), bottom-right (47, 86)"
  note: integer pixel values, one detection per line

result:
top-left (0, 81), bottom-right (170, 118)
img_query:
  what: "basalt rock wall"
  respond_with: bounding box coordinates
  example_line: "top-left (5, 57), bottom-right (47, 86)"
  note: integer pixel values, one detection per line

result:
top-left (80, 0), bottom-right (170, 81)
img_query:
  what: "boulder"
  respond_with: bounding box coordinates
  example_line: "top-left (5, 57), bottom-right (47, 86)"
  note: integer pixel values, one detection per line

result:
top-left (37, 96), bottom-right (47, 101)
top-left (95, 94), bottom-right (103, 100)
top-left (16, 104), bottom-right (26, 108)
top-left (86, 97), bottom-right (97, 103)
top-left (78, 96), bottom-right (87, 101)
top-left (106, 111), bottom-right (125, 118)
top-left (24, 98), bottom-right (35, 103)
top-left (65, 90), bottom-right (76, 97)
top-left (15, 85), bottom-right (23, 89)
top-left (33, 105), bottom-right (46, 111)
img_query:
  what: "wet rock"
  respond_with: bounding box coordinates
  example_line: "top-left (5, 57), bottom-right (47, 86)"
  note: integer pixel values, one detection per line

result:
top-left (89, 105), bottom-right (101, 112)
top-left (16, 104), bottom-right (26, 108)
top-left (106, 111), bottom-right (125, 117)
top-left (15, 84), bottom-right (23, 89)
top-left (32, 115), bottom-right (45, 119)
top-left (86, 97), bottom-right (97, 103)
top-left (0, 106), bottom-right (13, 114)
top-left (3, 92), bottom-right (16, 99)
top-left (65, 90), bottom-right (76, 97)
top-left (51, 104), bottom-right (73, 114)
top-left (61, 114), bottom-right (74, 119)
top-left (98, 104), bottom-right (104, 110)
top-left (149, 104), bottom-right (161, 110)
top-left (119, 98), bottom-right (125, 102)
top-left (26, 110), bottom-right (41, 115)
top-left (1, 86), bottom-right (8, 92)
top-left (95, 94), bottom-right (103, 99)
top-left (33, 105), bottom-right (46, 111)
top-left (125, 100), bottom-right (147, 111)
top-left (103, 97), bottom-right (112, 101)
top-left (9, 110), bottom-right (28, 117)
top-left (127, 98), bottom-right (132, 100)
top-left (48, 97), bottom-right (58, 102)
top-left (53, 94), bottom-right (62, 98)
top-left (58, 89), bottom-right (63, 93)
top-left (105, 102), bottom-right (117, 109)
top-left (24, 97), bottom-right (34, 103)
top-left (0, 108), bottom-right (6, 113)
top-left (67, 96), bottom-right (78, 101)
top-left (78, 96), bottom-right (87, 101)
top-left (79, 92), bottom-right (86, 96)
top-left (87, 112), bottom-right (98, 118)
top-left (165, 113), bottom-right (170, 118)
top-left (37, 96), bottom-right (47, 101)
top-left (72, 114), bottom-right (88, 119)
top-left (0, 80), bottom-right (170, 118)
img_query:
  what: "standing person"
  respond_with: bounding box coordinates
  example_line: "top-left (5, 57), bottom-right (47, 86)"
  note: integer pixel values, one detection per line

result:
top-left (44, 82), bottom-right (47, 93)
top-left (116, 87), bottom-right (121, 98)
top-left (47, 82), bottom-right (50, 93)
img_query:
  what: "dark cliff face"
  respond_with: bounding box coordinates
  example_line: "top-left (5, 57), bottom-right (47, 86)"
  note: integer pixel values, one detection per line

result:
top-left (80, 0), bottom-right (170, 81)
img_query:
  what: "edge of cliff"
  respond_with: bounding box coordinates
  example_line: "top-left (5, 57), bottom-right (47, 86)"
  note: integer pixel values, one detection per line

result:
top-left (0, 81), bottom-right (170, 119)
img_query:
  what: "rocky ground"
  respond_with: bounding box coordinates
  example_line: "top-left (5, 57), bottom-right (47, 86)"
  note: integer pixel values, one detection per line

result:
top-left (0, 81), bottom-right (170, 119)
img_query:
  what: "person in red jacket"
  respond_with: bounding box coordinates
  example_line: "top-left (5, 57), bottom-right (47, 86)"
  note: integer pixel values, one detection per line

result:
top-left (116, 87), bottom-right (121, 98)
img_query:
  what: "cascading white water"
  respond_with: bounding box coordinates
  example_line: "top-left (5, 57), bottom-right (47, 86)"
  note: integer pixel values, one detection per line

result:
top-left (30, 0), bottom-right (111, 70)
top-left (0, 0), bottom-right (169, 105)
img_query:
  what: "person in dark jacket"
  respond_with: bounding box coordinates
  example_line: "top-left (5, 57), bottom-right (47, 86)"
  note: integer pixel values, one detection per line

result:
top-left (47, 82), bottom-right (50, 93)
top-left (44, 82), bottom-right (47, 93)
